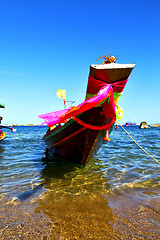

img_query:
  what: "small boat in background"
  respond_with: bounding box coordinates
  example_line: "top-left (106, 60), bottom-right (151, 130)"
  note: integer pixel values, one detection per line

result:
top-left (124, 122), bottom-right (137, 126)
top-left (39, 56), bottom-right (136, 166)
top-left (0, 103), bottom-right (16, 141)
top-left (0, 131), bottom-right (5, 141)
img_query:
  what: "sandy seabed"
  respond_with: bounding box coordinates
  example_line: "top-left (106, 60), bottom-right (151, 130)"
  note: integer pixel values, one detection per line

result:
top-left (0, 188), bottom-right (160, 240)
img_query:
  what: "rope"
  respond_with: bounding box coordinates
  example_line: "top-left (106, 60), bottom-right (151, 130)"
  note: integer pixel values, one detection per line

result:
top-left (116, 121), bottom-right (160, 164)
top-left (73, 116), bottom-right (114, 130)
top-left (4, 132), bottom-right (13, 137)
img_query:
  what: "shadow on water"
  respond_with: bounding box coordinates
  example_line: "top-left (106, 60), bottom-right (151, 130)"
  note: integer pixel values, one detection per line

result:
top-left (0, 144), bottom-right (5, 158)
top-left (40, 154), bottom-right (111, 196)
top-left (12, 159), bottom-right (78, 202)
top-left (41, 155), bottom-right (78, 179)
top-left (14, 185), bottom-right (43, 202)
top-left (10, 154), bottom-right (101, 202)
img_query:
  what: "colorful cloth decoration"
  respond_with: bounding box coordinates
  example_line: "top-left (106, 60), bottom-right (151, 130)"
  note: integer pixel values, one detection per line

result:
top-left (115, 105), bottom-right (123, 121)
top-left (39, 75), bottom-right (128, 127)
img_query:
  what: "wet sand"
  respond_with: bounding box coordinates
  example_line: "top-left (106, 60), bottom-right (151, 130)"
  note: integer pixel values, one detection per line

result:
top-left (0, 189), bottom-right (160, 239)
top-left (107, 189), bottom-right (160, 239)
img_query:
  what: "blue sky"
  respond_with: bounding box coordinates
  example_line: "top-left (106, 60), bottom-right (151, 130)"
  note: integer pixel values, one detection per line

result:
top-left (0, 0), bottom-right (160, 125)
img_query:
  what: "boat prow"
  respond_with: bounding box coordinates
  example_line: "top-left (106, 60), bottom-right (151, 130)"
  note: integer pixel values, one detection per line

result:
top-left (90, 63), bottom-right (136, 83)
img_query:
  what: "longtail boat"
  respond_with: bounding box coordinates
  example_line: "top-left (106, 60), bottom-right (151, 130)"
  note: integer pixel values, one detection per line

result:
top-left (39, 56), bottom-right (136, 166)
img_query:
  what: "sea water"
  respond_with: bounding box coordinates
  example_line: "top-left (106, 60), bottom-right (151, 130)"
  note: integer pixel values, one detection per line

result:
top-left (0, 126), bottom-right (160, 239)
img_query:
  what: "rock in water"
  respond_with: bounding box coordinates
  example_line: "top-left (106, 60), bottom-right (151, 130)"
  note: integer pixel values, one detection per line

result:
top-left (139, 121), bottom-right (150, 129)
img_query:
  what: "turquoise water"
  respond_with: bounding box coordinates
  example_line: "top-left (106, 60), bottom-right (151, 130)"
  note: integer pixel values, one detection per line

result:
top-left (0, 125), bottom-right (160, 239)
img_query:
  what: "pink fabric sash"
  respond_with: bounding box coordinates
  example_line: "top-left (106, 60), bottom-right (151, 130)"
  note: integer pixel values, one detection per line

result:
top-left (86, 75), bottom-right (128, 95)
top-left (39, 85), bottom-right (115, 127)
top-left (39, 75), bottom-right (128, 127)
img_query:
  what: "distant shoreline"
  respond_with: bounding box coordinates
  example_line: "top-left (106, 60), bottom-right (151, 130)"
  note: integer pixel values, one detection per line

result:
top-left (3, 123), bottom-right (160, 127)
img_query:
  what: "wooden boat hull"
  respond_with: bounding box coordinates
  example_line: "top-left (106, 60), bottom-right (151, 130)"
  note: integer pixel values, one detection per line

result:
top-left (89, 63), bottom-right (135, 83)
top-left (42, 63), bottom-right (136, 166)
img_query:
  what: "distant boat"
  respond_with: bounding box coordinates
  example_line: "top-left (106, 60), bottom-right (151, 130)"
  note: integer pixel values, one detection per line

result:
top-left (124, 122), bottom-right (137, 126)
top-left (0, 103), bottom-right (16, 140)
top-left (0, 131), bottom-right (5, 141)
top-left (39, 58), bottom-right (136, 166)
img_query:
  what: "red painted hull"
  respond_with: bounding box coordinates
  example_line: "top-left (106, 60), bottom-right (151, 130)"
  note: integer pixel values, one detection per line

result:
top-left (42, 63), bottom-right (136, 166)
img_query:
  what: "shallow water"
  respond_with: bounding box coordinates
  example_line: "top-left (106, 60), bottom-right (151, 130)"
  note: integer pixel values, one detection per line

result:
top-left (0, 126), bottom-right (160, 239)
